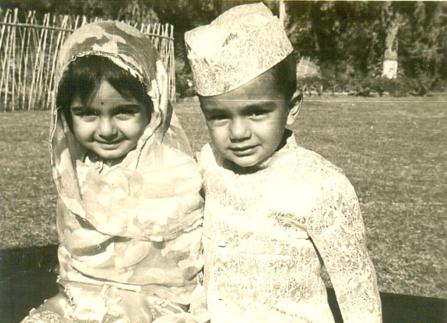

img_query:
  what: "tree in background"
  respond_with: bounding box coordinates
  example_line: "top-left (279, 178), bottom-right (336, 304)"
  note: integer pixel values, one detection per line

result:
top-left (398, 1), bottom-right (447, 94)
top-left (286, 2), bottom-right (382, 78)
top-left (381, 1), bottom-right (402, 79)
top-left (1, 0), bottom-right (446, 95)
top-left (281, 1), bottom-right (447, 94)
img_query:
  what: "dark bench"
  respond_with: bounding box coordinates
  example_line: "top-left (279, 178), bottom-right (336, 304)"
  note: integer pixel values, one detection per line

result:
top-left (1, 245), bottom-right (445, 323)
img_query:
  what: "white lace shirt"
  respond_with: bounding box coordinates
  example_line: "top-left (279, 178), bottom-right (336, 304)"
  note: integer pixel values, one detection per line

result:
top-left (198, 133), bottom-right (382, 323)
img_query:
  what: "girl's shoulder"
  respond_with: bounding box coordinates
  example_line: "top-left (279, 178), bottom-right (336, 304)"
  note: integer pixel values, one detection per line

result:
top-left (196, 143), bottom-right (214, 165)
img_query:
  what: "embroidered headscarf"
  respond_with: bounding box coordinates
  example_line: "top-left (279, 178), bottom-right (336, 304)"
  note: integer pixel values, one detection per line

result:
top-left (49, 21), bottom-right (204, 322)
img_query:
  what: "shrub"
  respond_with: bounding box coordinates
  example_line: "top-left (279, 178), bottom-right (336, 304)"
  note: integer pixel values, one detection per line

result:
top-left (297, 76), bottom-right (326, 96)
top-left (302, 75), bottom-right (438, 97)
top-left (175, 58), bottom-right (195, 98)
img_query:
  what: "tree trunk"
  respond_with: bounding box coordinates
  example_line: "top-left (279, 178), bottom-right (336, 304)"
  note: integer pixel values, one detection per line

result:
top-left (278, 0), bottom-right (286, 26)
top-left (381, 2), bottom-right (400, 79)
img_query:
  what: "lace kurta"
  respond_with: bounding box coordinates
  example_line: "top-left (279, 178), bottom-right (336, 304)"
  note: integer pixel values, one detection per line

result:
top-left (22, 21), bottom-right (206, 323)
top-left (198, 132), bottom-right (382, 323)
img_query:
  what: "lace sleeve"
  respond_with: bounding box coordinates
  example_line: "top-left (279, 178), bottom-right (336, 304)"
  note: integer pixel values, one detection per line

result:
top-left (307, 174), bottom-right (382, 323)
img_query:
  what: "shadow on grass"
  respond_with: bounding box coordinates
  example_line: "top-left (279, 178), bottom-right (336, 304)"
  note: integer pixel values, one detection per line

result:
top-left (0, 245), bottom-right (445, 323)
top-left (0, 245), bottom-right (58, 323)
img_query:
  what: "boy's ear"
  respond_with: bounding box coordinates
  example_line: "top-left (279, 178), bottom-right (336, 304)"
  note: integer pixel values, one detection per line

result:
top-left (287, 90), bottom-right (303, 126)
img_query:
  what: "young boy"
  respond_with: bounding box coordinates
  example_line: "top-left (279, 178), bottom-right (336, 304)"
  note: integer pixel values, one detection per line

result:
top-left (185, 3), bottom-right (382, 322)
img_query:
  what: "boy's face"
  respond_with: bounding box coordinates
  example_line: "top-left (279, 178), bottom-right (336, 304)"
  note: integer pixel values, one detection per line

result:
top-left (69, 80), bottom-right (150, 163)
top-left (200, 70), bottom-right (294, 170)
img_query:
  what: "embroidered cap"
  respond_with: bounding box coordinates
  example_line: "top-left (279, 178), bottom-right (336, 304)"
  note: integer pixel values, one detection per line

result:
top-left (185, 2), bottom-right (293, 96)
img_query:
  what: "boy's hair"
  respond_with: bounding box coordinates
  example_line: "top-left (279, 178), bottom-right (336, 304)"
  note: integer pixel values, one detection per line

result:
top-left (57, 55), bottom-right (153, 120)
top-left (268, 54), bottom-right (297, 100)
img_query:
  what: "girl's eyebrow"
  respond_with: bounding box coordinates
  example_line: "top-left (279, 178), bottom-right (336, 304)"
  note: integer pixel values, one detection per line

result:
top-left (111, 104), bottom-right (142, 112)
top-left (70, 105), bottom-right (94, 111)
top-left (70, 104), bottom-right (141, 112)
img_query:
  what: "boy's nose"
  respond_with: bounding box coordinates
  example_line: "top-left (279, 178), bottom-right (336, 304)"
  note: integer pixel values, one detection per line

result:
top-left (229, 118), bottom-right (251, 142)
top-left (98, 117), bottom-right (117, 139)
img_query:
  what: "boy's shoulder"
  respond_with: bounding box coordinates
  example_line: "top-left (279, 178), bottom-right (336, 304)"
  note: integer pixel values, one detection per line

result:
top-left (274, 141), bottom-right (346, 182)
top-left (197, 140), bottom-right (349, 184)
top-left (271, 145), bottom-right (359, 215)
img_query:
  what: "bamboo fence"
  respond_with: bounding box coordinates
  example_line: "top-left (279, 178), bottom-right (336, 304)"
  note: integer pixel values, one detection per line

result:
top-left (0, 8), bottom-right (175, 112)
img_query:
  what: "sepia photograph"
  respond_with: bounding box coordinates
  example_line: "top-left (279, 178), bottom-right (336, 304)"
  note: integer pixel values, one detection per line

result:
top-left (0, 0), bottom-right (446, 322)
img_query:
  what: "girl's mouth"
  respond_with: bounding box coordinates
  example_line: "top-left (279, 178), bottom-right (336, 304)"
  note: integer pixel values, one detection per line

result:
top-left (96, 140), bottom-right (121, 149)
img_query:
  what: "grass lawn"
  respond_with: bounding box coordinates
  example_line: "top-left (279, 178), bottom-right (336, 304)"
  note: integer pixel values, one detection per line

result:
top-left (0, 95), bottom-right (446, 299)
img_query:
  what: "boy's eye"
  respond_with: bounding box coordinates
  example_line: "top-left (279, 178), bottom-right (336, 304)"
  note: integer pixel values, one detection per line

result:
top-left (206, 113), bottom-right (229, 122)
top-left (210, 114), bottom-right (227, 120)
top-left (248, 110), bottom-right (268, 119)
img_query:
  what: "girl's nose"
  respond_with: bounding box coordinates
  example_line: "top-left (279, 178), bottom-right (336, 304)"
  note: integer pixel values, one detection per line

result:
top-left (98, 117), bottom-right (117, 139)
top-left (229, 118), bottom-right (251, 142)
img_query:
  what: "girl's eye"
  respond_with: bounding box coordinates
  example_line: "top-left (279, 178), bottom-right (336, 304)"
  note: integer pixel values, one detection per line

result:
top-left (71, 109), bottom-right (98, 119)
top-left (115, 110), bottom-right (139, 120)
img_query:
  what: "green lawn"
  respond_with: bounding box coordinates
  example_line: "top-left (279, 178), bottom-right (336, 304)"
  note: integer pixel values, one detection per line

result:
top-left (0, 96), bottom-right (445, 299)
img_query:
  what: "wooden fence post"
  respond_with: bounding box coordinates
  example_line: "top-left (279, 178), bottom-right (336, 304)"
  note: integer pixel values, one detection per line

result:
top-left (0, 9), bottom-right (176, 112)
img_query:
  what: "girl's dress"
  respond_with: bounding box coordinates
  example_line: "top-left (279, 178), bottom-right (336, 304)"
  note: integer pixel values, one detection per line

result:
top-left (198, 131), bottom-right (382, 323)
top-left (22, 21), bottom-right (206, 323)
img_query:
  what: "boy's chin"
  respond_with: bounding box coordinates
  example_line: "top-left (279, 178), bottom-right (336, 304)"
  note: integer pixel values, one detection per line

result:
top-left (224, 155), bottom-right (267, 174)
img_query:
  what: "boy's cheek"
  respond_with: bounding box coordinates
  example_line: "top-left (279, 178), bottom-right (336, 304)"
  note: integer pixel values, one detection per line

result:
top-left (208, 131), bottom-right (223, 145)
top-left (207, 129), bottom-right (228, 151)
top-left (206, 123), bottom-right (224, 138)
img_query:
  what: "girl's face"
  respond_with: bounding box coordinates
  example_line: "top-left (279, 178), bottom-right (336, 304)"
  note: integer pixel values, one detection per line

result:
top-left (69, 79), bottom-right (150, 164)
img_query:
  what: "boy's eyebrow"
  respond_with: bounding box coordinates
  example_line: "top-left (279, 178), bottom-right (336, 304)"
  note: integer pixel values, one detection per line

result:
top-left (203, 101), bottom-right (276, 115)
top-left (243, 101), bottom-right (276, 110)
top-left (205, 98), bottom-right (282, 102)
top-left (202, 105), bottom-right (229, 114)
top-left (237, 101), bottom-right (277, 114)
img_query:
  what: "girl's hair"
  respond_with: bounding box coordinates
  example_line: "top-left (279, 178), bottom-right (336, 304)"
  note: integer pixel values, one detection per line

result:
top-left (57, 55), bottom-right (153, 122)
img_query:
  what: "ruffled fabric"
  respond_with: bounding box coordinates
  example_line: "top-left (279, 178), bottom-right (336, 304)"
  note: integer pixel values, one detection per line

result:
top-left (22, 21), bottom-right (206, 323)
top-left (198, 132), bottom-right (382, 323)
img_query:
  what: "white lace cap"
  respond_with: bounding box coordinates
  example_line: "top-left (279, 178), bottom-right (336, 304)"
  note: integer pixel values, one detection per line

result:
top-left (185, 2), bottom-right (293, 96)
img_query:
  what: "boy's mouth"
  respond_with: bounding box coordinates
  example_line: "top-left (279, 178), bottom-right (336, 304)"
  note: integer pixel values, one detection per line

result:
top-left (230, 145), bottom-right (258, 156)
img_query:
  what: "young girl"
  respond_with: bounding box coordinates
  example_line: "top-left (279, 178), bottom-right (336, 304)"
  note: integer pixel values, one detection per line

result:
top-left (22, 21), bottom-right (206, 323)
top-left (185, 3), bottom-right (382, 322)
